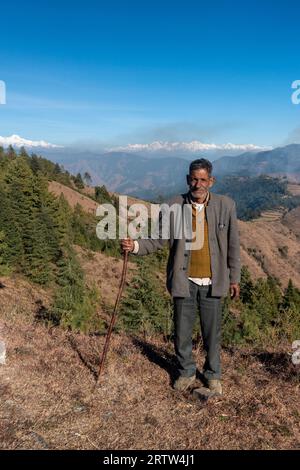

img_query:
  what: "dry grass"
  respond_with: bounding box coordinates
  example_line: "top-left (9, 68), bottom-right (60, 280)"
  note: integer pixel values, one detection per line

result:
top-left (48, 181), bottom-right (98, 214)
top-left (74, 246), bottom-right (137, 308)
top-left (282, 206), bottom-right (300, 240)
top-left (238, 216), bottom-right (300, 290)
top-left (49, 181), bottom-right (155, 215)
top-left (0, 277), bottom-right (299, 450)
top-left (287, 184), bottom-right (300, 196)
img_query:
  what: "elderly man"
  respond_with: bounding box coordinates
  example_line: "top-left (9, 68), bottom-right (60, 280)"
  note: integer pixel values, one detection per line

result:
top-left (121, 158), bottom-right (241, 395)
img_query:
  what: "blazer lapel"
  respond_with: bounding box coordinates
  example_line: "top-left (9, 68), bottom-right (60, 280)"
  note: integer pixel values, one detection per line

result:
top-left (205, 192), bottom-right (216, 238)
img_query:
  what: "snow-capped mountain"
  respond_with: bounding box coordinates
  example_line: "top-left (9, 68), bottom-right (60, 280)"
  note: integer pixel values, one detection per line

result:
top-left (108, 140), bottom-right (271, 154)
top-left (0, 134), bottom-right (63, 149)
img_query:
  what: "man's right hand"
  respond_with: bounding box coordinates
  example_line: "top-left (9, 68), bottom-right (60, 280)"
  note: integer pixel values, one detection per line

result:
top-left (121, 238), bottom-right (135, 253)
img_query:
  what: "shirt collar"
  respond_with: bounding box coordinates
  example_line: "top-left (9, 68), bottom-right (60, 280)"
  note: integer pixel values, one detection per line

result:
top-left (188, 190), bottom-right (210, 207)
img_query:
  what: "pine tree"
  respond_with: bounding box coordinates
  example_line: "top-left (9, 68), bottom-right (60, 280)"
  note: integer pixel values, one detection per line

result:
top-left (282, 279), bottom-right (300, 310)
top-left (54, 163), bottom-right (62, 175)
top-left (6, 145), bottom-right (16, 159)
top-left (74, 173), bottom-right (84, 189)
top-left (95, 185), bottom-right (111, 204)
top-left (0, 230), bottom-right (10, 275)
top-left (19, 146), bottom-right (29, 159)
top-left (239, 265), bottom-right (255, 304)
top-left (0, 182), bottom-right (24, 266)
top-left (4, 158), bottom-right (52, 283)
top-left (83, 172), bottom-right (92, 185)
top-left (251, 276), bottom-right (282, 326)
top-left (52, 193), bottom-right (73, 250)
top-left (120, 258), bottom-right (172, 337)
top-left (29, 154), bottom-right (41, 174)
top-left (51, 247), bottom-right (102, 333)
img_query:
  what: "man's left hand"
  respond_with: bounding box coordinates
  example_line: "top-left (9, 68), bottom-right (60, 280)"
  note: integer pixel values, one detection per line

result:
top-left (230, 283), bottom-right (240, 300)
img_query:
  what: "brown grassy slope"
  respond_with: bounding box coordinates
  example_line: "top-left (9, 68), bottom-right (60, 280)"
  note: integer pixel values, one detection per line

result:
top-left (74, 246), bottom-right (137, 308)
top-left (49, 181), bottom-right (154, 213)
top-left (238, 217), bottom-right (300, 289)
top-left (282, 206), bottom-right (300, 240)
top-left (48, 181), bottom-right (98, 214)
top-left (287, 183), bottom-right (300, 196)
top-left (0, 274), bottom-right (299, 450)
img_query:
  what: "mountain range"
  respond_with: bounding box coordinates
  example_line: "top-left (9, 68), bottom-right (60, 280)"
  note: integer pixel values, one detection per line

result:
top-left (1, 135), bottom-right (300, 199)
top-left (212, 144), bottom-right (300, 181)
top-left (56, 144), bottom-right (300, 199)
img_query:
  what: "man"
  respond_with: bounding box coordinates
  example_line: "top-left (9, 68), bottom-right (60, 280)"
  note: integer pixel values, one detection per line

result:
top-left (121, 158), bottom-right (240, 395)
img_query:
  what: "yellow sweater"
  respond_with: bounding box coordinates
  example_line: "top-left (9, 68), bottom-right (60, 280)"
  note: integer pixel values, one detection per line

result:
top-left (187, 201), bottom-right (212, 278)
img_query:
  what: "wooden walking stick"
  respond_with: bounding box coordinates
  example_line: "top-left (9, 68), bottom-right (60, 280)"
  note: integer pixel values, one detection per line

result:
top-left (95, 249), bottom-right (129, 386)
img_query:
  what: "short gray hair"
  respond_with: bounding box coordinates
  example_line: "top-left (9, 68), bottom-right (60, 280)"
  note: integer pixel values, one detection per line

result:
top-left (189, 158), bottom-right (213, 176)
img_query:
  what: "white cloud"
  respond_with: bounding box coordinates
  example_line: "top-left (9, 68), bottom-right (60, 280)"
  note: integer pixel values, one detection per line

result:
top-left (0, 134), bottom-right (63, 149)
top-left (108, 140), bottom-right (271, 153)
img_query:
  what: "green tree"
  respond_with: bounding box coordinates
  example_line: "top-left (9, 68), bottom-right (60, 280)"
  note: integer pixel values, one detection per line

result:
top-left (51, 247), bottom-right (102, 333)
top-left (6, 145), bottom-right (17, 159)
top-left (0, 182), bottom-right (24, 266)
top-left (95, 185), bottom-right (111, 204)
top-left (0, 230), bottom-right (10, 275)
top-left (282, 279), bottom-right (300, 310)
top-left (74, 173), bottom-right (85, 189)
top-left (239, 265), bottom-right (255, 305)
top-left (83, 172), bottom-right (92, 185)
top-left (5, 158), bottom-right (53, 283)
top-left (120, 257), bottom-right (172, 338)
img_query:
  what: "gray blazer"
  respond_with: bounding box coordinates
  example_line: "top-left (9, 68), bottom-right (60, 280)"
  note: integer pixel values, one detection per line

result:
top-left (133, 191), bottom-right (241, 298)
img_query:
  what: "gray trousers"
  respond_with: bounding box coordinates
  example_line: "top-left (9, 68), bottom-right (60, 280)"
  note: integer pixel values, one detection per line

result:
top-left (173, 280), bottom-right (222, 380)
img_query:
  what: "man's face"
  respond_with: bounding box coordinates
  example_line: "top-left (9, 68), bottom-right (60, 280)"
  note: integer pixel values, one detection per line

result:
top-left (187, 168), bottom-right (214, 200)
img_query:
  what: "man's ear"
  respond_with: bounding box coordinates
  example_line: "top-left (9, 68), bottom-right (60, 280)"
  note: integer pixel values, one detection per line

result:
top-left (209, 176), bottom-right (216, 188)
top-left (186, 174), bottom-right (190, 185)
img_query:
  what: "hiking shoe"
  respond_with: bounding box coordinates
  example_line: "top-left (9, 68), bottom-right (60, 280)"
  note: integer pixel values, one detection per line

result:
top-left (173, 375), bottom-right (196, 391)
top-left (207, 379), bottom-right (222, 395)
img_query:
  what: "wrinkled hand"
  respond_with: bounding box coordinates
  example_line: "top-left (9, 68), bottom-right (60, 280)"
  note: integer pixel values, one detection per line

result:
top-left (120, 238), bottom-right (134, 253)
top-left (230, 283), bottom-right (240, 300)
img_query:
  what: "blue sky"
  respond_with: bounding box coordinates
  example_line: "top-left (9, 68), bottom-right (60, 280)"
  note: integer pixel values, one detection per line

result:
top-left (1, 0), bottom-right (300, 149)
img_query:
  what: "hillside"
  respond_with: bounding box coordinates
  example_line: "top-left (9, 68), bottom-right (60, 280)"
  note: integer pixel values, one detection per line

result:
top-left (48, 181), bottom-right (98, 214)
top-left (64, 152), bottom-right (189, 200)
top-left (239, 216), bottom-right (300, 290)
top-left (0, 153), bottom-right (300, 450)
top-left (48, 179), bottom-right (300, 290)
top-left (74, 246), bottom-right (137, 309)
top-left (49, 180), bottom-right (154, 214)
top-left (213, 144), bottom-right (300, 180)
top-left (282, 206), bottom-right (300, 240)
top-left (38, 144), bottom-right (300, 200)
top-left (0, 268), bottom-right (299, 450)
top-left (224, 180), bottom-right (300, 289)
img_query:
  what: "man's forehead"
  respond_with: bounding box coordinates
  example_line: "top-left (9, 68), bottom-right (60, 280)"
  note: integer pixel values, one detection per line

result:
top-left (189, 168), bottom-right (210, 177)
